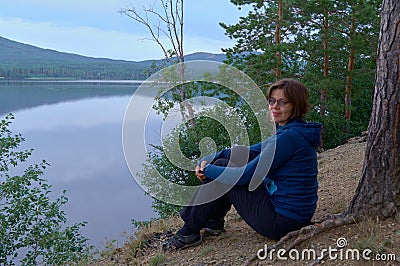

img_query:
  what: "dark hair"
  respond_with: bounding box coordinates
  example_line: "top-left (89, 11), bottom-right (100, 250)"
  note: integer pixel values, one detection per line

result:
top-left (266, 78), bottom-right (311, 120)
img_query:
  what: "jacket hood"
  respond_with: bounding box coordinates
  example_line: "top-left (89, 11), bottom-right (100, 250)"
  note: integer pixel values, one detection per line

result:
top-left (278, 119), bottom-right (322, 147)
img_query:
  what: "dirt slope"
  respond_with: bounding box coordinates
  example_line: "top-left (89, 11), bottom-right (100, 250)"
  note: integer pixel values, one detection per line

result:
top-left (96, 140), bottom-right (400, 266)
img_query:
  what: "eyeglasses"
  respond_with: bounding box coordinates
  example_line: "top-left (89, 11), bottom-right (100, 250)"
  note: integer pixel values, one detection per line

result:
top-left (268, 98), bottom-right (291, 107)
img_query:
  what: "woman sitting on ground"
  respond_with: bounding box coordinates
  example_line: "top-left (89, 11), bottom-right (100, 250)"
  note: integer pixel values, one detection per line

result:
top-left (163, 78), bottom-right (322, 250)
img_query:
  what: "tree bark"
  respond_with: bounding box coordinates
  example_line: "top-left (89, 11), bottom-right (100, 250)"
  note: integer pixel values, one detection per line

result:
top-left (321, 6), bottom-right (329, 118)
top-left (274, 0), bottom-right (283, 80)
top-left (344, 8), bottom-right (356, 126)
top-left (346, 0), bottom-right (400, 221)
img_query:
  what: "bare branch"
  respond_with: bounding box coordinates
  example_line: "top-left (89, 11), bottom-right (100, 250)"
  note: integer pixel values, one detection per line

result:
top-left (169, 0), bottom-right (183, 60)
top-left (144, 8), bottom-right (169, 25)
top-left (120, 0), bottom-right (192, 124)
top-left (121, 7), bottom-right (172, 61)
top-left (178, 0), bottom-right (184, 60)
top-left (162, 0), bottom-right (179, 59)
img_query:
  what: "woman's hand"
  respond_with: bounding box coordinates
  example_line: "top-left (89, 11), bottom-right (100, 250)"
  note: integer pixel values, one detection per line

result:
top-left (195, 160), bottom-right (207, 182)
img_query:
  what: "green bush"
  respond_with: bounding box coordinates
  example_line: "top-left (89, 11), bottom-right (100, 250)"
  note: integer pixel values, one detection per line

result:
top-left (140, 81), bottom-right (272, 217)
top-left (0, 114), bottom-right (91, 265)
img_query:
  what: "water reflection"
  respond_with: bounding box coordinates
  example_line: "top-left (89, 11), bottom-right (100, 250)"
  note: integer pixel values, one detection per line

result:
top-left (1, 85), bottom-right (158, 249)
top-left (0, 80), bottom-right (139, 115)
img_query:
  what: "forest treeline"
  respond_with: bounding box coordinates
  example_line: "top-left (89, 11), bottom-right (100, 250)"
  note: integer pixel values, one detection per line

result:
top-left (0, 36), bottom-right (225, 80)
top-left (0, 64), bottom-right (149, 80)
top-left (0, 36), bottom-right (151, 80)
top-left (221, 0), bottom-right (381, 149)
top-left (137, 0), bottom-right (382, 218)
top-left (1, 0), bottom-right (381, 149)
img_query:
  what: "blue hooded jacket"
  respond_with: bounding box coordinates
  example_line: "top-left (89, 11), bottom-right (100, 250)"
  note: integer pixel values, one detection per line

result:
top-left (201, 119), bottom-right (322, 222)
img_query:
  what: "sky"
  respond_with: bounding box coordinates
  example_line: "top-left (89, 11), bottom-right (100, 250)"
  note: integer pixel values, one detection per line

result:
top-left (0, 0), bottom-right (250, 61)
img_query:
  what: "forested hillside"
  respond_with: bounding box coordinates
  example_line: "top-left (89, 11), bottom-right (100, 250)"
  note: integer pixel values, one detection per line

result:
top-left (220, 0), bottom-right (381, 149)
top-left (0, 36), bottom-right (225, 80)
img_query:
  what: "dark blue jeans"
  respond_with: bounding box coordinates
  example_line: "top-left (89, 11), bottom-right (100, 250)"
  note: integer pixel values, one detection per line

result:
top-left (179, 146), bottom-right (310, 240)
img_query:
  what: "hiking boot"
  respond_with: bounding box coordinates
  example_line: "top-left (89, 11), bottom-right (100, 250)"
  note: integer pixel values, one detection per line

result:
top-left (201, 218), bottom-right (225, 236)
top-left (162, 231), bottom-right (202, 251)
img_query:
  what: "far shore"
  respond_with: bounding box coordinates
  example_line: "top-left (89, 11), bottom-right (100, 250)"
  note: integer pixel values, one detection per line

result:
top-left (0, 79), bottom-right (147, 83)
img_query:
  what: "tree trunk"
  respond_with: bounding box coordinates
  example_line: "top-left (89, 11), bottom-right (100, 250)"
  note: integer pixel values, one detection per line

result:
top-left (344, 47), bottom-right (355, 124)
top-left (346, 0), bottom-right (400, 222)
top-left (344, 8), bottom-right (356, 128)
top-left (320, 7), bottom-right (329, 118)
top-left (174, 0), bottom-right (195, 127)
top-left (318, 6), bottom-right (330, 150)
top-left (274, 0), bottom-right (283, 80)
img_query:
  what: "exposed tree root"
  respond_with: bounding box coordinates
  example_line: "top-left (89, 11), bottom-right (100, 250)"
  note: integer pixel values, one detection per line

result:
top-left (245, 213), bottom-right (357, 265)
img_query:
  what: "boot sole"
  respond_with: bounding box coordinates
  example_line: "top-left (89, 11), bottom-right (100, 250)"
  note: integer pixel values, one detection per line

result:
top-left (179, 237), bottom-right (203, 249)
top-left (200, 228), bottom-right (225, 237)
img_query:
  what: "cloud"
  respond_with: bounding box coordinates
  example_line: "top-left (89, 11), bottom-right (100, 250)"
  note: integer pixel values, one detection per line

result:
top-left (0, 0), bottom-right (247, 61)
top-left (184, 36), bottom-right (234, 54)
top-left (0, 17), bottom-right (169, 61)
top-left (0, 18), bottom-right (236, 61)
top-left (3, 0), bottom-right (131, 15)
top-left (0, 16), bottom-right (236, 61)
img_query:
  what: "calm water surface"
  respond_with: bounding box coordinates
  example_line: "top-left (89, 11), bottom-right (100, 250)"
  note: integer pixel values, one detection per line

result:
top-left (0, 81), bottom-right (157, 249)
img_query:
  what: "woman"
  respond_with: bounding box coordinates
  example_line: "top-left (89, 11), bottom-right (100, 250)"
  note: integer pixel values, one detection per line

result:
top-left (162, 78), bottom-right (322, 250)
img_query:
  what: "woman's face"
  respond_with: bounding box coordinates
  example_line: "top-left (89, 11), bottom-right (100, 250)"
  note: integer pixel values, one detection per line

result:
top-left (268, 88), bottom-right (294, 126)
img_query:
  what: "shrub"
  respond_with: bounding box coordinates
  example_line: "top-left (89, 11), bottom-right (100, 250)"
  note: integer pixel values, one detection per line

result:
top-left (0, 114), bottom-right (91, 265)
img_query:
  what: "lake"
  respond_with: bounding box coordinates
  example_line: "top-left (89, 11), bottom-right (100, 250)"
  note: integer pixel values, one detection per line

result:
top-left (0, 80), bottom-right (158, 249)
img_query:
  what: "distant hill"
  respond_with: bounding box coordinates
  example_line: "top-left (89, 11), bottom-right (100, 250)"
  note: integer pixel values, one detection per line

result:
top-left (0, 36), bottom-right (226, 80)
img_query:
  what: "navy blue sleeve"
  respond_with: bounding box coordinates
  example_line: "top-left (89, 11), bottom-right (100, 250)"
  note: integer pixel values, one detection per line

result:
top-left (249, 141), bottom-right (262, 153)
top-left (203, 154), bottom-right (260, 185)
top-left (203, 137), bottom-right (274, 185)
top-left (267, 129), bottom-right (296, 174)
top-left (198, 147), bottom-right (231, 166)
top-left (203, 129), bottom-right (296, 185)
